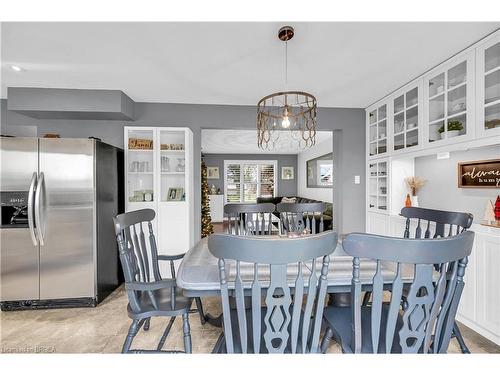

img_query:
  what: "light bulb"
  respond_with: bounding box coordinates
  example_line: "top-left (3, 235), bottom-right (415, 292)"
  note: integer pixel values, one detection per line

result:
top-left (282, 115), bottom-right (290, 128)
top-left (281, 107), bottom-right (290, 128)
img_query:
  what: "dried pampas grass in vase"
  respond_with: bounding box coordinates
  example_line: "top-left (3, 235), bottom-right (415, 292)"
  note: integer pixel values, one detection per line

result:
top-left (405, 176), bottom-right (426, 207)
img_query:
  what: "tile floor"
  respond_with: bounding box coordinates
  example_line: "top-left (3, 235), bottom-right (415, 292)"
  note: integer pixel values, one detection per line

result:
top-left (1, 286), bottom-right (499, 354)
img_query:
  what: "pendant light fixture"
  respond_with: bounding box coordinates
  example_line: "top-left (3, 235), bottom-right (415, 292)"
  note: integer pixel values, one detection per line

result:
top-left (257, 26), bottom-right (317, 150)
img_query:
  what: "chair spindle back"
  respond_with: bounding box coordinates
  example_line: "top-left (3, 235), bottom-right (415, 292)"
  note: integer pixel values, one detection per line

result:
top-left (113, 209), bottom-right (164, 313)
top-left (343, 231), bottom-right (474, 353)
top-left (208, 231), bottom-right (338, 353)
top-left (401, 207), bottom-right (473, 239)
top-left (224, 203), bottom-right (276, 236)
top-left (276, 202), bottom-right (327, 235)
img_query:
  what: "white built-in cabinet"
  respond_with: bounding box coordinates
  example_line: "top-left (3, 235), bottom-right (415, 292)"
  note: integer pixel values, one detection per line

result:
top-left (391, 80), bottom-right (423, 154)
top-left (423, 51), bottom-right (475, 146)
top-left (367, 103), bottom-right (389, 157)
top-left (124, 126), bottom-right (194, 268)
top-left (367, 159), bottom-right (389, 213)
top-left (476, 31), bottom-right (500, 138)
top-left (366, 29), bottom-right (500, 166)
top-left (365, 29), bottom-right (500, 345)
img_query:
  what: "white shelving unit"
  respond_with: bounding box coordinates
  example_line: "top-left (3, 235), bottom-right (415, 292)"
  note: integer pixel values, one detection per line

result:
top-left (364, 29), bottom-right (500, 345)
top-left (124, 126), bottom-right (194, 271)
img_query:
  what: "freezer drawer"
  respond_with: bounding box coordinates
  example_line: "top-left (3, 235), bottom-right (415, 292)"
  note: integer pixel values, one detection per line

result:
top-left (38, 138), bottom-right (95, 300)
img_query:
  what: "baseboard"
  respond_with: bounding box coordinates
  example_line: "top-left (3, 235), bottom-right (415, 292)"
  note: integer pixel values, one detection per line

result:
top-left (456, 314), bottom-right (500, 346)
top-left (1, 297), bottom-right (96, 311)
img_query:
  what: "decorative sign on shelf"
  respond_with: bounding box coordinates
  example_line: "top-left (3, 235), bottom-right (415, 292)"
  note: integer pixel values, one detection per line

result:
top-left (458, 159), bottom-right (500, 188)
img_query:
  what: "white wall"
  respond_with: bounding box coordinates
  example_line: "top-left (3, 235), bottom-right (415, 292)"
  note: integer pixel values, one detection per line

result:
top-left (414, 145), bottom-right (499, 223)
top-left (297, 137), bottom-right (333, 202)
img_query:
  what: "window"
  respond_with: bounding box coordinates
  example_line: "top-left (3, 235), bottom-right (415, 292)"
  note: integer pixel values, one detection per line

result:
top-left (224, 160), bottom-right (277, 203)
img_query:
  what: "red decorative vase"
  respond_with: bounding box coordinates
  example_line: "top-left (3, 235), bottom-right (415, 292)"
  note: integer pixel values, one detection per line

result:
top-left (495, 195), bottom-right (500, 221)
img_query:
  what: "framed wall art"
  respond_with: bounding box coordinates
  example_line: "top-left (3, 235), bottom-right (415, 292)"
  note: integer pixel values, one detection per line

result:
top-left (458, 159), bottom-right (500, 188)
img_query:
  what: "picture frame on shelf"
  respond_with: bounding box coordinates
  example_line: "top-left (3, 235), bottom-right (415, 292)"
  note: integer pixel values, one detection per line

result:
top-left (167, 187), bottom-right (184, 201)
top-left (207, 167), bottom-right (220, 179)
top-left (281, 166), bottom-right (294, 180)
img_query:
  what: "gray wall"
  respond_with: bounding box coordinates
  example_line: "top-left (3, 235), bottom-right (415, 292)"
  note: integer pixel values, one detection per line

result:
top-left (1, 99), bottom-right (365, 237)
top-left (202, 153), bottom-right (298, 197)
top-left (414, 145), bottom-right (500, 223)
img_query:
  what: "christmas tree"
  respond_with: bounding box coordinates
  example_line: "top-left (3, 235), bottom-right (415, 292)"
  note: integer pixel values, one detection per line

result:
top-left (201, 159), bottom-right (214, 238)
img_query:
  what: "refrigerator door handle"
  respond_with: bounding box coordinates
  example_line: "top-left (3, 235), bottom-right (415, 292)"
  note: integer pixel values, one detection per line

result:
top-left (34, 172), bottom-right (46, 246)
top-left (28, 172), bottom-right (38, 246)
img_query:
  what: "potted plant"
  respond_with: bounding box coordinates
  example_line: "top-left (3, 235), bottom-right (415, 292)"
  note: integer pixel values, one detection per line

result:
top-left (438, 120), bottom-right (463, 139)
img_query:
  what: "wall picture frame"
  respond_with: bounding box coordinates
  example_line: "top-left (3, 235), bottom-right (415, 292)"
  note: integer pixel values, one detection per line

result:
top-left (307, 153), bottom-right (333, 188)
top-left (281, 166), bottom-right (295, 180)
top-left (457, 159), bottom-right (500, 188)
top-left (167, 187), bottom-right (184, 201)
top-left (207, 166), bottom-right (220, 179)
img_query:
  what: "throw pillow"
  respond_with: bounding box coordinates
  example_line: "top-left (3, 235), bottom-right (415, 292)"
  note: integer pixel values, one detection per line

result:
top-left (281, 197), bottom-right (296, 203)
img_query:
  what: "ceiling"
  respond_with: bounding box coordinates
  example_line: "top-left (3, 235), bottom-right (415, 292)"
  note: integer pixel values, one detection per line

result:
top-left (2, 22), bottom-right (499, 107)
top-left (201, 129), bottom-right (332, 154)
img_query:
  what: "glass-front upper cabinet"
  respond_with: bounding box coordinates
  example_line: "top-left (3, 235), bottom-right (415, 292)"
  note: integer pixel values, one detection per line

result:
top-left (476, 31), bottom-right (500, 137)
top-left (391, 81), bottom-right (422, 153)
top-left (368, 160), bottom-right (388, 213)
top-left (367, 102), bottom-right (388, 158)
top-left (126, 128), bottom-right (156, 205)
top-left (424, 52), bottom-right (474, 145)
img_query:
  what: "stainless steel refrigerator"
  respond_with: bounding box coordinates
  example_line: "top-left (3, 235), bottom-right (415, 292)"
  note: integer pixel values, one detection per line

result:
top-left (0, 137), bottom-right (124, 310)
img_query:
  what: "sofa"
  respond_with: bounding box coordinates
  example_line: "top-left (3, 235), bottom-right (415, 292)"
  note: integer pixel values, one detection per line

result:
top-left (256, 196), bottom-right (333, 231)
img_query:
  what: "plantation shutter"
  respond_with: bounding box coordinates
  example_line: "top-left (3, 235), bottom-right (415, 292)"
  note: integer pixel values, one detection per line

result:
top-left (259, 163), bottom-right (275, 198)
top-left (225, 161), bottom-right (276, 203)
top-left (226, 163), bottom-right (241, 203)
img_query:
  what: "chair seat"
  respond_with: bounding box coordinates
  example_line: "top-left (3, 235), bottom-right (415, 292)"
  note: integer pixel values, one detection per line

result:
top-left (220, 306), bottom-right (311, 354)
top-left (127, 286), bottom-right (192, 319)
top-left (323, 304), bottom-right (405, 353)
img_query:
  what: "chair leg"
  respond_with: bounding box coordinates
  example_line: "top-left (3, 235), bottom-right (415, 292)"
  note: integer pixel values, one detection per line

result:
top-left (157, 316), bottom-right (176, 351)
top-left (321, 327), bottom-right (334, 354)
top-left (122, 319), bottom-right (141, 353)
top-left (453, 322), bottom-right (471, 354)
top-left (182, 313), bottom-right (192, 354)
top-left (195, 297), bottom-right (207, 325)
top-left (143, 317), bottom-right (151, 331)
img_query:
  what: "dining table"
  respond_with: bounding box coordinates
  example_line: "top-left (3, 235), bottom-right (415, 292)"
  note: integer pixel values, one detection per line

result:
top-left (176, 235), bottom-right (419, 353)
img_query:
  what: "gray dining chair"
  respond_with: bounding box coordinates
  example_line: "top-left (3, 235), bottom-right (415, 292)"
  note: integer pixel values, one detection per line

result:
top-left (224, 203), bottom-right (276, 235)
top-left (208, 230), bottom-right (338, 353)
top-left (321, 231), bottom-right (475, 353)
top-left (363, 207), bottom-right (474, 353)
top-left (402, 207), bottom-right (474, 353)
top-left (113, 209), bottom-right (194, 353)
top-left (276, 202), bottom-right (327, 235)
